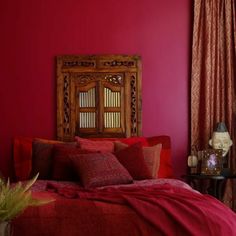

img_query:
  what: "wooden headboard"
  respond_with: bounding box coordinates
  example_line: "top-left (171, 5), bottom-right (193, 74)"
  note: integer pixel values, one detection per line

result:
top-left (57, 55), bottom-right (142, 141)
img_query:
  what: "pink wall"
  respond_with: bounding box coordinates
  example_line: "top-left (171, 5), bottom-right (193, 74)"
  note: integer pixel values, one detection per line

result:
top-left (0, 0), bottom-right (192, 178)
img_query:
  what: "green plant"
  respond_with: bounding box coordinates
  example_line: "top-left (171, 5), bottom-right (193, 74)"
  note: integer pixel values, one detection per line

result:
top-left (0, 173), bottom-right (53, 221)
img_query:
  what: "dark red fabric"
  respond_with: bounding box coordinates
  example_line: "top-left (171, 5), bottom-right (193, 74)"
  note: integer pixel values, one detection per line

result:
top-left (13, 137), bottom-right (76, 180)
top-left (70, 152), bottom-right (133, 188)
top-left (46, 183), bottom-right (236, 236)
top-left (114, 142), bottom-right (152, 180)
top-left (157, 149), bottom-right (172, 178)
top-left (13, 137), bottom-right (33, 180)
top-left (32, 141), bottom-right (77, 180)
top-left (88, 137), bottom-right (149, 146)
top-left (31, 141), bottom-right (55, 179)
top-left (120, 137), bottom-right (149, 146)
top-left (12, 190), bottom-right (157, 236)
top-left (52, 145), bottom-right (93, 181)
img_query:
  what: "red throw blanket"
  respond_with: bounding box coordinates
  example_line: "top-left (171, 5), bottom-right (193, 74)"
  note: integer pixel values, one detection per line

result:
top-left (46, 182), bottom-right (236, 236)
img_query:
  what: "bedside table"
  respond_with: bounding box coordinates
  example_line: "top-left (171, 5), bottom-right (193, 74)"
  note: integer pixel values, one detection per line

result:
top-left (182, 174), bottom-right (235, 200)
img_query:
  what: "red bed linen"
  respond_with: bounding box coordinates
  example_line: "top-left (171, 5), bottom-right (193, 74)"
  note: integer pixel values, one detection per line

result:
top-left (12, 179), bottom-right (236, 236)
top-left (12, 187), bottom-right (157, 236)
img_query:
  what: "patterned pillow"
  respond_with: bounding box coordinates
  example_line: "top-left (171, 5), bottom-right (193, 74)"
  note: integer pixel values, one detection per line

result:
top-left (52, 145), bottom-right (96, 181)
top-left (114, 142), bottom-right (153, 180)
top-left (70, 152), bottom-right (133, 188)
top-left (115, 141), bottom-right (162, 178)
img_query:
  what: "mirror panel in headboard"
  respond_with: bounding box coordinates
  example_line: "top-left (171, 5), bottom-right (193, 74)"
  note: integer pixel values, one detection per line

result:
top-left (57, 55), bottom-right (142, 141)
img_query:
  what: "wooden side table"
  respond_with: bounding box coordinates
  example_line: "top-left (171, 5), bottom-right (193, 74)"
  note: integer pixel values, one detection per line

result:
top-left (182, 174), bottom-right (230, 200)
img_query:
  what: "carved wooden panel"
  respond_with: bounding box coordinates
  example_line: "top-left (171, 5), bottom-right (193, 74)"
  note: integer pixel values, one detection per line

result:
top-left (57, 55), bottom-right (142, 141)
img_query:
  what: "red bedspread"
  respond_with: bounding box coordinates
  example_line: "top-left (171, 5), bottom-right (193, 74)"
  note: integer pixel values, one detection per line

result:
top-left (12, 180), bottom-right (236, 236)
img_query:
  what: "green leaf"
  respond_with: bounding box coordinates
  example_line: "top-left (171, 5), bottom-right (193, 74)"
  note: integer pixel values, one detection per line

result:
top-left (0, 174), bottom-right (54, 221)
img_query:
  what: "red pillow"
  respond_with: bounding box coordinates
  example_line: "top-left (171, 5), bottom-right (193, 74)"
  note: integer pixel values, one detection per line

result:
top-left (114, 142), bottom-right (153, 180)
top-left (31, 141), bottom-right (55, 179)
top-left (13, 137), bottom-right (33, 181)
top-left (75, 136), bottom-right (114, 152)
top-left (13, 137), bottom-right (76, 181)
top-left (31, 140), bottom-right (77, 180)
top-left (120, 137), bottom-right (149, 146)
top-left (52, 145), bottom-right (95, 181)
top-left (70, 152), bottom-right (133, 188)
top-left (78, 136), bottom-right (168, 179)
top-left (115, 141), bottom-right (162, 178)
top-left (146, 136), bottom-right (173, 178)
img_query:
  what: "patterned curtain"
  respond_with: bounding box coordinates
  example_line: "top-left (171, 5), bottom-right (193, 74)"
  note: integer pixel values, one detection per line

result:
top-left (191, 0), bottom-right (236, 209)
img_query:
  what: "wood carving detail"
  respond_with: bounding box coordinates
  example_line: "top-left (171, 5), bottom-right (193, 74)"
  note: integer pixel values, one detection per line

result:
top-left (72, 74), bottom-right (96, 84)
top-left (103, 60), bottom-right (135, 67)
top-left (71, 73), bottom-right (124, 86)
top-left (63, 60), bottom-right (95, 68)
top-left (63, 75), bottom-right (70, 134)
top-left (104, 74), bottom-right (123, 85)
top-left (130, 75), bottom-right (137, 135)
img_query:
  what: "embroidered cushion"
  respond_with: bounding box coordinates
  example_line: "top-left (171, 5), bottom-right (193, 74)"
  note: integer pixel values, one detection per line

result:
top-left (70, 152), bottom-right (133, 188)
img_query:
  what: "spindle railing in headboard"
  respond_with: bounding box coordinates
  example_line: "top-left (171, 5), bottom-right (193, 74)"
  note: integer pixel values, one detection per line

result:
top-left (57, 55), bottom-right (142, 141)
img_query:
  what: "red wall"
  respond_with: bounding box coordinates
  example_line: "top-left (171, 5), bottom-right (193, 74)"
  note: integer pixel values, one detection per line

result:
top-left (0, 0), bottom-right (192, 178)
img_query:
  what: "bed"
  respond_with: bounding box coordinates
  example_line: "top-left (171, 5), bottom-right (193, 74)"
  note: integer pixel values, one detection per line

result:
top-left (11, 55), bottom-right (236, 236)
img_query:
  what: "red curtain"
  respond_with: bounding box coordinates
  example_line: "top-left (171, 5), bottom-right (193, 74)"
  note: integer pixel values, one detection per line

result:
top-left (191, 0), bottom-right (236, 209)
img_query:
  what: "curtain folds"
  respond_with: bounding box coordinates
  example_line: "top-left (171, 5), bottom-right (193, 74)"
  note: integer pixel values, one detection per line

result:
top-left (191, 0), bottom-right (236, 209)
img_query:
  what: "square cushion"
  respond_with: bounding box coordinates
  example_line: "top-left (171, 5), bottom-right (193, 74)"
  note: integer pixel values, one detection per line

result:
top-left (146, 136), bottom-right (173, 178)
top-left (70, 152), bottom-right (133, 188)
top-left (75, 136), bottom-right (114, 153)
top-left (31, 140), bottom-right (77, 179)
top-left (143, 144), bottom-right (162, 178)
top-left (115, 141), bottom-right (162, 178)
top-left (114, 142), bottom-right (153, 180)
top-left (52, 145), bottom-right (96, 181)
